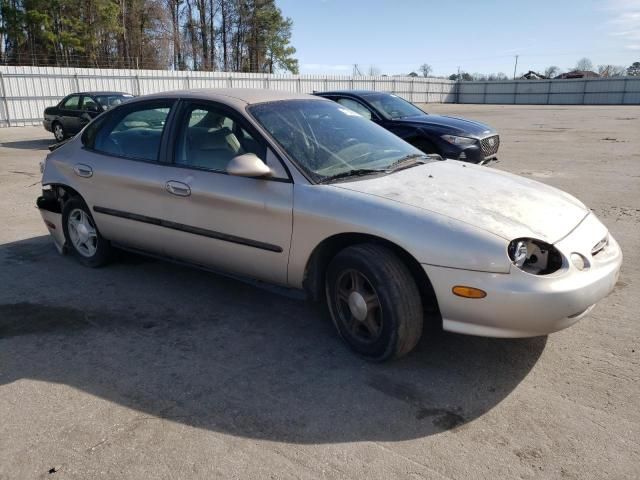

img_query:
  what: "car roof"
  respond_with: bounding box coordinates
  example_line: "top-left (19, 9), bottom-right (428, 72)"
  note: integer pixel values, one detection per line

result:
top-left (314, 90), bottom-right (384, 97)
top-left (135, 88), bottom-right (325, 107)
top-left (68, 91), bottom-right (132, 96)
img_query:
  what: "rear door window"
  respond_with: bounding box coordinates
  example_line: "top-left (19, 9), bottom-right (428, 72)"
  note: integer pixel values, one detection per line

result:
top-left (94, 103), bottom-right (172, 161)
top-left (62, 95), bottom-right (81, 110)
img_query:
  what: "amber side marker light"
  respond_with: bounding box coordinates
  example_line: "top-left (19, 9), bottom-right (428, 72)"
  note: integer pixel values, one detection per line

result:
top-left (452, 286), bottom-right (487, 299)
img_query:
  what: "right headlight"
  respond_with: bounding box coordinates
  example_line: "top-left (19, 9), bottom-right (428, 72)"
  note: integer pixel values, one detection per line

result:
top-left (441, 134), bottom-right (477, 147)
top-left (508, 238), bottom-right (564, 275)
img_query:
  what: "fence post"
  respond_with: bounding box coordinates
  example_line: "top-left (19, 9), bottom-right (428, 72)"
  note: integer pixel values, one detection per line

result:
top-left (546, 80), bottom-right (552, 105)
top-left (264, 74), bottom-right (269, 90)
top-left (622, 77), bottom-right (629, 105)
top-left (135, 74), bottom-right (141, 96)
top-left (392, 78), bottom-right (396, 94)
top-left (228, 75), bottom-right (233, 88)
top-left (73, 72), bottom-right (80, 92)
top-left (513, 81), bottom-right (518, 104)
top-left (410, 78), bottom-right (414, 102)
top-left (0, 71), bottom-right (10, 127)
top-left (185, 74), bottom-right (190, 90)
top-left (426, 79), bottom-right (430, 103)
top-left (372, 77), bottom-right (376, 92)
top-left (483, 81), bottom-right (488, 104)
top-left (297, 77), bottom-right (301, 93)
top-left (581, 79), bottom-right (587, 105)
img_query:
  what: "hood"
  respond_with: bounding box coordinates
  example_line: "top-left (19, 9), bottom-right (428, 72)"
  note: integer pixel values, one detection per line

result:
top-left (395, 114), bottom-right (494, 136)
top-left (334, 161), bottom-right (588, 244)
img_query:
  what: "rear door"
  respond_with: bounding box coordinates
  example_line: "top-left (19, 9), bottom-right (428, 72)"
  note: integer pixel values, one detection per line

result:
top-left (76, 99), bottom-right (179, 258)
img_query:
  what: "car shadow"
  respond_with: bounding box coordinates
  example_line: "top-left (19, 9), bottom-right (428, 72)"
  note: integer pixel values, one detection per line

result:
top-left (0, 138), bottom-right (53, 150)
top-left (0, 236), bottom-right (546, 444)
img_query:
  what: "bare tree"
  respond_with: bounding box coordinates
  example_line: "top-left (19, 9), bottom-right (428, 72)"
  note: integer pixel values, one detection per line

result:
top-left (598, 64), bottom-right (626, 77)
top-left (575, 57), bottom-right (593, 71)
top-left (544, 65), bottom-right (560, 78)
top-left (419, 63), bottom-right (432, 77)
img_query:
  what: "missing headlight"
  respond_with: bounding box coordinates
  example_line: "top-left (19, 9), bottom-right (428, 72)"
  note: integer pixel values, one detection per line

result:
top-left (508, 238), bottom-right (563, 275)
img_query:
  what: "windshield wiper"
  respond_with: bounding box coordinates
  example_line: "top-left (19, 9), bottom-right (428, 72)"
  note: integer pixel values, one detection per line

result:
top-left (387, 153), bottom-right (428, 172)
top-left (318, 168), bottom-right (388, 184)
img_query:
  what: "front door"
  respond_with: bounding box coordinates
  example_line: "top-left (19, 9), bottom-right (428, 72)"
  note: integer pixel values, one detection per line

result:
top-left (59, 95), bottom-right (83, 134)
top-left (155, 101), bottom-right (293, 285)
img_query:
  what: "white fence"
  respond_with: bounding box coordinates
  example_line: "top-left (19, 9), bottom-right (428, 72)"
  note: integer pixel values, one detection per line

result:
top-left (458, 77), bottom-right (640, 105)
top-left (0, 66), bottom-right (457, 127)
top-left (1, 66), bottom-right (639, 127)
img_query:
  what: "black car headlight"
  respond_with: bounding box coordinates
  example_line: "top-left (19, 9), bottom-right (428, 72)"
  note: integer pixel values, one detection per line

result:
top-left (508, 238), bottom-right (563, 275)
top-left (441, 134), bottom-right (477, 147)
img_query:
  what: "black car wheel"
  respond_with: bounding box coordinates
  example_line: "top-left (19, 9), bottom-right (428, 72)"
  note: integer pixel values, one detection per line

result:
top-left (53, 122), bottom-right (65, 142)
top-left (326, 244), bottom-right (423, 361)
top-left (62, 197), bottom-right (112, 267)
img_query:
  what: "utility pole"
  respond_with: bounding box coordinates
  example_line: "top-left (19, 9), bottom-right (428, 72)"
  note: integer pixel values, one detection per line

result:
top-left (513, 55), bottom-right (519, 80)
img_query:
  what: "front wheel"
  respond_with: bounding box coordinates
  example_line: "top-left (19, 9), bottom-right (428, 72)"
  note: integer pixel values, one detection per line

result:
top-left (326, 244), bottom-right (424, 361)
top-left (62, 197), bottom-right (112, 267)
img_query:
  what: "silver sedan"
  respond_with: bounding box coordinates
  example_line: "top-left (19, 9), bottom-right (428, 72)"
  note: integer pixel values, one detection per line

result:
top-left (37, 89), bottom-right (623, 360)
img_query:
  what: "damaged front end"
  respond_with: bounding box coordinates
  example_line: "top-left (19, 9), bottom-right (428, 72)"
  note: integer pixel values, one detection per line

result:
top-left (37, 186), bottom-right (66, 254)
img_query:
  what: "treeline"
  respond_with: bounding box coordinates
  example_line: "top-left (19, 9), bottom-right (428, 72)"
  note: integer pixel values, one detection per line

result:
top-left (0, 0), bottom-right (298, 72)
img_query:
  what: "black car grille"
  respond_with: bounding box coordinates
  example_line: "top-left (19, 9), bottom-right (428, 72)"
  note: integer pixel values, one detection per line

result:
top-left (480, 135), bottom-right (500, 158)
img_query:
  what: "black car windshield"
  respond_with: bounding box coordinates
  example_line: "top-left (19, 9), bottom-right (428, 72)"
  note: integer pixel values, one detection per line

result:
top-left (364, 93), bottom-right (426, 119)
top-left (95, 94), bottom-right (133, 109)
top-left (249, 99), bottom-right (431, 182)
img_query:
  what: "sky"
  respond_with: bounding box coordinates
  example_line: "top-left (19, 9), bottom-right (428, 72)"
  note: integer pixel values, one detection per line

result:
top-left (278, 0), bottom-right (640, 76)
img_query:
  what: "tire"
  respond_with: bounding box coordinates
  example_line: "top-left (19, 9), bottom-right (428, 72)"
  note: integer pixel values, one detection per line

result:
top-left (325, 244), bottom-right (423, 361)
top-left (62, 197), bottom-right (112, 267)
top-left (53, 122), bottom-right (66, 142)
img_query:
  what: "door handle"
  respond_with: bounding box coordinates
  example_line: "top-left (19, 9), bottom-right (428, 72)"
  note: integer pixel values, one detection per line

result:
top-left (73, 164), bottom-right (93, 178)
top-left (166, 180), bottom-right (191, 197)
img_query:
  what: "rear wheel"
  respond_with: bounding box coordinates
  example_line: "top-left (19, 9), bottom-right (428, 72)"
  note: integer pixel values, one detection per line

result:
top-left (62, 197), bottom-right (112, 267)
top-left (53, 122), bottom-right (65, 142)
top-left (326, 244), bottom-right (423, 361)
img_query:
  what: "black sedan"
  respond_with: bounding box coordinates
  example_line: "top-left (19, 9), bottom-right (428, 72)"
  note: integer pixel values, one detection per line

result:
top-left (314, 90), bottom-right (500, 164)
top-left (43, 91), bottom-right (133, 142)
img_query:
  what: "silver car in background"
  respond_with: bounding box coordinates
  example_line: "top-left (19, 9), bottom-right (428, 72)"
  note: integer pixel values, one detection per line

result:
top-left (37, 89), bottom-right (622, 360)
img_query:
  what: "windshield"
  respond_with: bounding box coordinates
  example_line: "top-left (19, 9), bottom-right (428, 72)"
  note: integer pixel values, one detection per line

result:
top-left (95, 94), bottom-right (133, 109)
top-left (364, 93), bottom-right (426, 120)
top-left (249, 99), bottom-right (430, 182)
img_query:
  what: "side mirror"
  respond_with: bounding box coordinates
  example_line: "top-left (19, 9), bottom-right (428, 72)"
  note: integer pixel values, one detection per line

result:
top-left (226, 153), bottom-right (272, 178)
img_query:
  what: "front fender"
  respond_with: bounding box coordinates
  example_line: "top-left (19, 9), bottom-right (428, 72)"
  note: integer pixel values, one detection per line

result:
top-left (288, 184), bottom-right (510, 288)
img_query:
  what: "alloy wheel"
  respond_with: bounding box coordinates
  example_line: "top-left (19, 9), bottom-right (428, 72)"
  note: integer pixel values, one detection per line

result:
top-left (67, 208), bottom-right (98, 257)
top-left (335, 269), bottom-right (383, 343)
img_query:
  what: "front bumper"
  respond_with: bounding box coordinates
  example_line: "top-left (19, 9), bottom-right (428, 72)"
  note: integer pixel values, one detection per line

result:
top-left (424, 215), bottom-right (622, 338)
top-left (439, 135), bottom-right (500, 165)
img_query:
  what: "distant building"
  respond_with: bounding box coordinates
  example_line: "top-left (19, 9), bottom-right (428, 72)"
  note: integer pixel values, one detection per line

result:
top-left (554, 70), bottom-right (600, 79)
